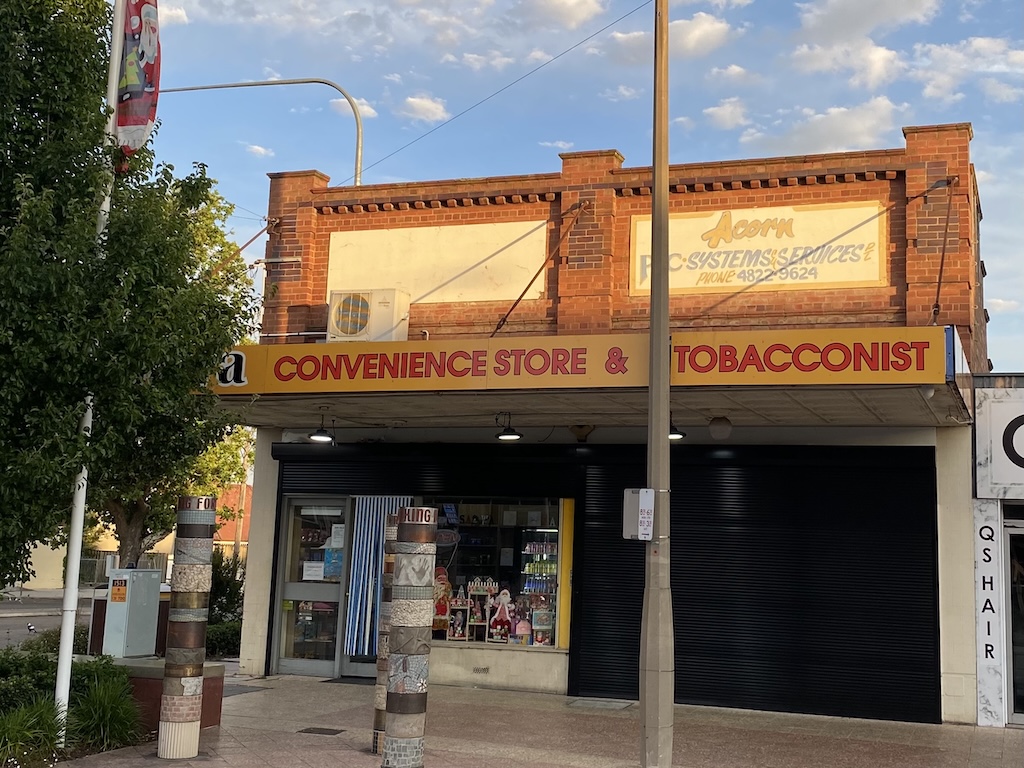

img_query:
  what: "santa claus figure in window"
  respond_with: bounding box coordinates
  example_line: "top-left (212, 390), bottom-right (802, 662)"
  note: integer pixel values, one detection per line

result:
top-left (487, 588), bottom-right (514, 642)
top-left (432, 567), bottom-right (452, 632)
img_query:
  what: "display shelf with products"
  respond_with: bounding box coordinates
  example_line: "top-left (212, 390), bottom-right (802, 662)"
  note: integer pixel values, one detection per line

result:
top-left (423, 497), bottom-right (561, 649)
top-left (519, 528), bottom-right (559, 646)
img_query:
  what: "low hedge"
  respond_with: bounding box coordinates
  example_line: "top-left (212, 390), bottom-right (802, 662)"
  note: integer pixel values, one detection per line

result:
top-left (205, 621), bottom-right (241, 658)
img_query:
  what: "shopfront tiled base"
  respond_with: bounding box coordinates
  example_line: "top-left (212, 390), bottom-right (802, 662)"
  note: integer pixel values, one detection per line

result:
top-left (429, 641), bottom-right (567, 694)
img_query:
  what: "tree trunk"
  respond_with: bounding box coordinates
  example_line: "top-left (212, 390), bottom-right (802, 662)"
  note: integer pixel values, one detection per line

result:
top-left (109, 499), bottom-right (148, 567)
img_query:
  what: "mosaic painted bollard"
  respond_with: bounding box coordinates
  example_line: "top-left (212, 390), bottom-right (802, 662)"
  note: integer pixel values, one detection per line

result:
top-left (382, 507), bottom-right (437, 768)
top-left (158, 496), bottom-right (216, 760)
top-left (373, 511), bottom-right (399, 755)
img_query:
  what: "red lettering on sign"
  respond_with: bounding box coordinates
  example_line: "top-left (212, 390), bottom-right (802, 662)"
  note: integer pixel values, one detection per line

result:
top-left (275, 356), bottom-right (297, 381)
top-left (672, 339), bottom-right (931, 376)
top-left (448, 351), bottom-right (472, 377)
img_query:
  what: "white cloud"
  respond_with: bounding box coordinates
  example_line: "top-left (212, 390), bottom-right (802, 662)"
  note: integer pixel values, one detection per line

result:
top-left (703, 97), bottom-right (749, 129)
top-left (600, 85), bottom-right (642, 101)
top-left (384, 73), bottom-right (403, 84)
top-left (988, 298), bottom-right (1022, 313)
top-left (911, 37), bottom-right (1024, 103)
top-left (330, 97), bottom-right (378, 118)
top-left (791, 39), bottom-right (903, 89)
top-left (397, 95), bottom-right (451, 123)
top-left (673, 116), bottom-right (695, 129)
top-left (539, 140), bottom-right (574, 149)
top-left (263, 67), bottom-right (281, 81)
top-left (159, 4), bottom-right (188, 25)
top-left (672, 0), bottom-right (752, 6)
top-left (513, 0), bottom-right (605, 30)
top-left (605, 13), bottom-right (733, 65)
top-left (739, 96), bottom-right (906, 154)
top-left (412, 8), bottom-right (477, 46)
top-left (797, 0), bottom-right (939, 43)
top-left (526, 49), bottom-right (554, 64)
top-left (672, 13), bottom-right (734, 57)
top-left (456, 51), bottom-right (516, 71)
top-left (709, 64), bottom-right (755, 82)
top-left (244, 144), bottom-right (275, 158)
top-left (981, 78), bottom-right (1024, 103)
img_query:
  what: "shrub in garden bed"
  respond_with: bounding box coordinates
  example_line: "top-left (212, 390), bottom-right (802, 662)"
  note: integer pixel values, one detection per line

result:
top-left (205, 620), bottom-right (241, 658)
top-left (18, 625), bottom-right (89, 656)
top-left (0, 648), bottom-right (144, 766)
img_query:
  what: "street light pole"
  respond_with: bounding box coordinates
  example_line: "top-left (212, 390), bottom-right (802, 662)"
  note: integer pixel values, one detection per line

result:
top-left (163, 78), bottom-right (364, 185)
top-left (640, 0), bottom-right (674, 763)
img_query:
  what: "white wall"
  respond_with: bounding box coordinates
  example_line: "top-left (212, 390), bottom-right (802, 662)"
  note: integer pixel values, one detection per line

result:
top-left (936, 425), bottom-right (977, 723)
top-left (238, 427), bottom-right (281, 676)
top-left (328, 220), bottom-right (549, 305)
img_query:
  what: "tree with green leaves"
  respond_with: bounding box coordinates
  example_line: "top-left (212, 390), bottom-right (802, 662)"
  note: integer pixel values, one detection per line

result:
top-left (0, 0), bottom-right (111, 585)
top-left (0, 0), bottom-right (258, 582)
top-left (81, 149), bottom-right (258, 567)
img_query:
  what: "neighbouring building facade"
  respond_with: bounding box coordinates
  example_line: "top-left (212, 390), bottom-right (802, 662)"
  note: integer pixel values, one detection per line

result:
top-left (973, 376), bottom-right (1024, 726)
top-left (217, 123), bottom-right (1001, 725)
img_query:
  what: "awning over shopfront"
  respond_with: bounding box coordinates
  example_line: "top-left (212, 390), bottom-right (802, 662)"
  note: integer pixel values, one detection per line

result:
top-left (214, 326), bottom-right (972, 435)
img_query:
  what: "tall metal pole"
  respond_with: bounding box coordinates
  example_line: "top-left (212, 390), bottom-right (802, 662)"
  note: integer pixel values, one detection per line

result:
top-left (640, 0), bottom-right (674, 763)
top-left (55, 0), bottom-right (127, 745)
top-left (163, 78), bottom-right (364, 186)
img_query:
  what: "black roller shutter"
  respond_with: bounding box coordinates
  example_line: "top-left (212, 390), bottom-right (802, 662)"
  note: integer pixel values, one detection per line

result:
top-left (571, 445), bottom-right (940, 724)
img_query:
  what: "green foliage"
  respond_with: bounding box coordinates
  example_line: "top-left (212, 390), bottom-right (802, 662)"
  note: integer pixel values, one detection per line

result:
top-left (0, 697), bottom-right (63, 766)
top-left (209, 547), bottom-right (245, 625)
top-left (89, 151), bottom-right (259, 565)
top-left (67, 676), bottom-right (141, 751)
top-left (0, 650), bottom-right (54, 714)
top-left (0, 649), bottom-right (131, 717)
top-left (205, 621), bottom-right (242, 659)
top-left (190, 427), bottom-right (255, 522)
top-left (0, 652), bottom-right (140, 764)
top-left (18, 624), bottom-right (88, 656)
top-left (0, 0), bottom-right (111, 585)
top-left (0, 0), bottom-right (260, 582)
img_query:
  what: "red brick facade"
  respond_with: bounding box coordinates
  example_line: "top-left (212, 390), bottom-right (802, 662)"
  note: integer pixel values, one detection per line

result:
top-left (260, 122), bottom-right (988, 372)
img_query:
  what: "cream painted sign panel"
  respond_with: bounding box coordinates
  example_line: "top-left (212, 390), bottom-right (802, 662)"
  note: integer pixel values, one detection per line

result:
top-left (631, 202), bottom-right (887, 294)
top-left (975, 387), bottom-right (1024, 500)
top-left (328, 221), bottom-right (548, 304)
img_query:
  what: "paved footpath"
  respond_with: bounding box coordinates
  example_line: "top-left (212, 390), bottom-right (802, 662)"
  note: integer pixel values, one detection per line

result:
top-left (65, 674), bottom-right (1024, 768)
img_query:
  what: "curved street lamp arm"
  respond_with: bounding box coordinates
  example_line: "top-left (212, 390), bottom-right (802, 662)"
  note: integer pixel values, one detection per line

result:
top-left (163, 77), bottom-right (363, 185)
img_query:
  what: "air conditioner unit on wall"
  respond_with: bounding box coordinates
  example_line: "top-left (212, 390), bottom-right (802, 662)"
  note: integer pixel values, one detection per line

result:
top-left (327, 289), bottom-right (411, 342)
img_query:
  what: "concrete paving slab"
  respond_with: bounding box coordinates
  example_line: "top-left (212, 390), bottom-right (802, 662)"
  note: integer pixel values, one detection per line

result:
top-left (59, 675), bottom-right (1024, 768)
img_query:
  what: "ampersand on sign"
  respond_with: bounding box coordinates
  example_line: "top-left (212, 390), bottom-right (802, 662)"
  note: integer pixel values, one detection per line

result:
top-left (605, 347), bottom-right (629, 374)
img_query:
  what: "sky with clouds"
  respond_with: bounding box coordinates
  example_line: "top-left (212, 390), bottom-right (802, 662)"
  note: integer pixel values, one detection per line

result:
top-left (153, 0), bottom-right (1024, 369)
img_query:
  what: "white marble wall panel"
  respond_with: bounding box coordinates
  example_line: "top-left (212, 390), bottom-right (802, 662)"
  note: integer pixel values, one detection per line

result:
top-left (975, 498), bottom-right (1005, 726)
top-left (976, 388), bottom-right (1024, 500)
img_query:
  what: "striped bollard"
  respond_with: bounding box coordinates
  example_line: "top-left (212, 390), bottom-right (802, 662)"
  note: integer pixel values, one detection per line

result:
top-left (382, 507), bottom-right (437, 768)
top-left (373, 511), bottom-right (399, 754)
top-left (158, 496), bottom-right (216, 759)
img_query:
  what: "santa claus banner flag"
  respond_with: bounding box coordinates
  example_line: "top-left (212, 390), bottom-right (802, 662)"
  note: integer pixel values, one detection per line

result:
top-left (116, 0), bottom-right (160, 156)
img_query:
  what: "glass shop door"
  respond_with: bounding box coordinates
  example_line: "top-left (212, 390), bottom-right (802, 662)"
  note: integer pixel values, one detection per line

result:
top-left (275, 498), bottom-right (349, 677)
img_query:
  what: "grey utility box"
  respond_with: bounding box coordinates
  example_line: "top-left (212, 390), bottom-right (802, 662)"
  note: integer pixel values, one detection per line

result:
top-left (101, 568), bottom-right (161, 657)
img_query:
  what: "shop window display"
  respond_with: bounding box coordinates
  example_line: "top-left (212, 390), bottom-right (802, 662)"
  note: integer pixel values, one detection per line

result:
top-left (426, 498), bottom-right (560, 647)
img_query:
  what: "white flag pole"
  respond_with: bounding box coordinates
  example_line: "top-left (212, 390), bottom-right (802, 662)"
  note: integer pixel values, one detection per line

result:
top-left (54, 0), bottom-right (127, 747)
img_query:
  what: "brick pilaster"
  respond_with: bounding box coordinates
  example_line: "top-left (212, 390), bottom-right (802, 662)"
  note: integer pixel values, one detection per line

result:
top-left (556, 151), bottom-right (623, 333)
top-left (261, 170), bottom-right (331, 343)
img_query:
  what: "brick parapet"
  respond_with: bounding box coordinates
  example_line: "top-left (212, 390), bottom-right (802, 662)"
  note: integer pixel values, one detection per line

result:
top-left (255, 124), bottom-right (987, 368)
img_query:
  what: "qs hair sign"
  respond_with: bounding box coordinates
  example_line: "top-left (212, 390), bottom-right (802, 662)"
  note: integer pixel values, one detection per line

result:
top-left (214, 327), bottom-right (949, 396)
